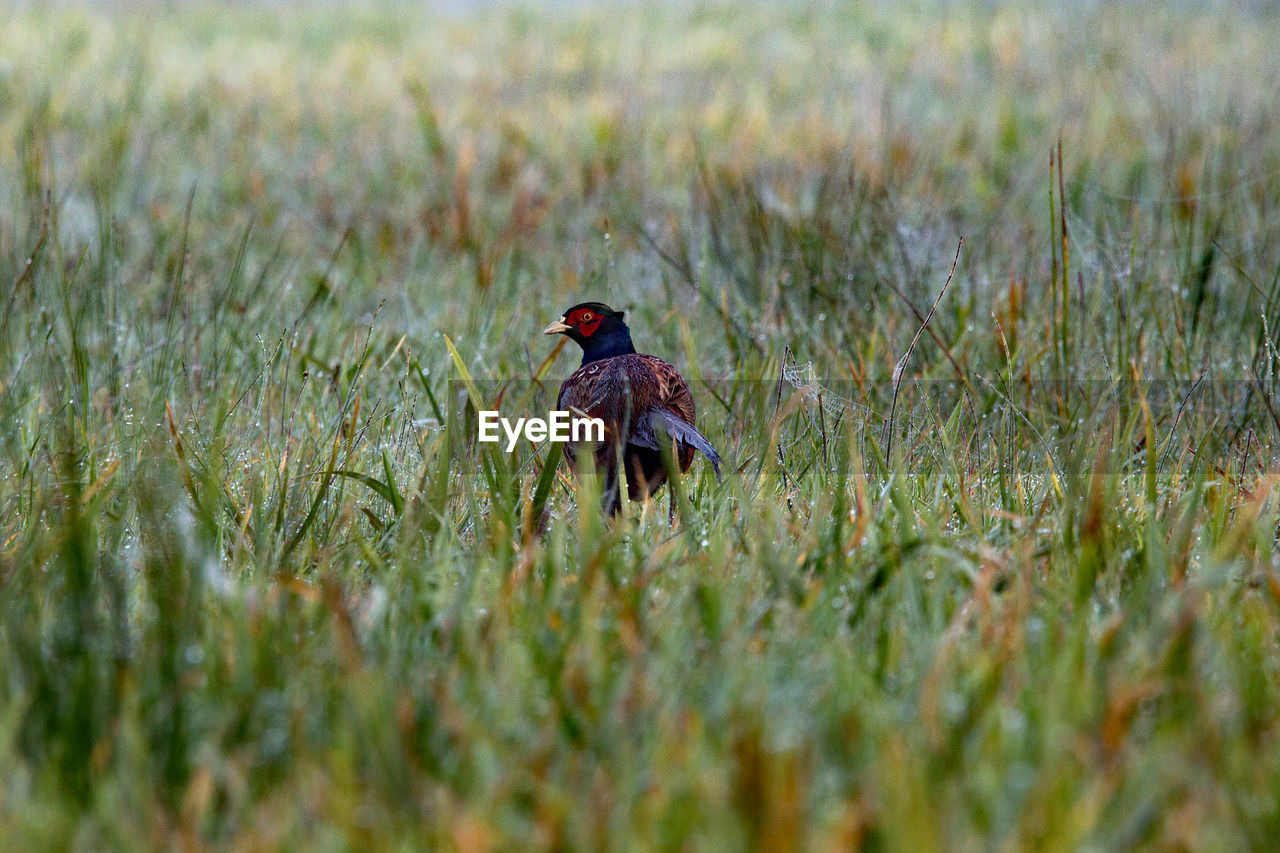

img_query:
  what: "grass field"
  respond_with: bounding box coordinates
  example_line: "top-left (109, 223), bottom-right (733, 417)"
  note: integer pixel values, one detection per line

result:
top-left (3, 0), bottom-right (1280, 848)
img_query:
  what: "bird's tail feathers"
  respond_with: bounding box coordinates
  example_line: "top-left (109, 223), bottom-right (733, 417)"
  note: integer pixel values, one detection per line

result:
top-left (633, 409), bottom-right (723, 480)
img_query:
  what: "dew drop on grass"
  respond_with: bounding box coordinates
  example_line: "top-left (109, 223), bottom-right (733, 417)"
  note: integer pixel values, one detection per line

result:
top-left (261, 726), bottom-right (288, 759)
top-left (1008, 762), bottom-right (1036, 797)
top-left (1001, 706), bottom-right (1026, 735)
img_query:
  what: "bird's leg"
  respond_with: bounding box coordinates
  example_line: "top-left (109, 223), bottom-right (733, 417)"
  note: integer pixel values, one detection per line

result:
top-left (658, 438), bottom-right (689, 528)
top-left (630, 454), bottom-right (652, 504)
top-left (610, 440), bottom-right (628, 518)
top-left (602, 467), bottom-right (622, 516)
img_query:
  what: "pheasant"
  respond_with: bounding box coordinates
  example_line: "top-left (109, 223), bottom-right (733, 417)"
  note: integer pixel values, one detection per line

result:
top-left (543, 302), bottom-right (721, 515)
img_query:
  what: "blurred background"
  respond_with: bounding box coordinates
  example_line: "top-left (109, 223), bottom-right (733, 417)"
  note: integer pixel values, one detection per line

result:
top-left (3, 1), bottom-right (1280, 849)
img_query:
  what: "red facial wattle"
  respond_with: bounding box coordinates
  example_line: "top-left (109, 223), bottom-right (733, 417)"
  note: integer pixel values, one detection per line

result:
top-left (572, 310), bottom-right (603, 337)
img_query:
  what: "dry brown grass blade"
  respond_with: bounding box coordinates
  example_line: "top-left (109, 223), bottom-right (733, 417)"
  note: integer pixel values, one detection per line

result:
top-left (882, 238), bottom-right (962, 459)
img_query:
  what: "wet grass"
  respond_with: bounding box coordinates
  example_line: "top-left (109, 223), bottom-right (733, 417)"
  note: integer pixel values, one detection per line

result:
top-left (2, 1), bottom-right (1280, 849)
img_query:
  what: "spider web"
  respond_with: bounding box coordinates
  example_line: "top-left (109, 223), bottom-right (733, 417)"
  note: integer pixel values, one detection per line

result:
top-left (780, 360), bottom-right (882, 425)
top-left (779, 357), bottom-right (933, 440)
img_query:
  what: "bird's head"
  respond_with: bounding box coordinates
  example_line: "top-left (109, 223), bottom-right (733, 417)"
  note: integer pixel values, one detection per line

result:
top-left (543, 302), bottom-right (636, 364)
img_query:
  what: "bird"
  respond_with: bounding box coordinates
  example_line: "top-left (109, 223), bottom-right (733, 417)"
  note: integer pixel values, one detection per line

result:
top-left (543, 302), bottom-right (721, 515)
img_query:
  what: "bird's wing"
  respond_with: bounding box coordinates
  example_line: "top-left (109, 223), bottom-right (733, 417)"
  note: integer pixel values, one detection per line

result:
top-left (628, 355), bottom-right (722, 478)
top-left (558, 355), bottom-right (722, 476)
top-left (634, 354), bottom-right (696, 422)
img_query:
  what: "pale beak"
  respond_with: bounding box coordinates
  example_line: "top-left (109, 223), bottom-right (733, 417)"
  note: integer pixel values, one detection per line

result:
top-left (542, 317), bottom-right (571, 335)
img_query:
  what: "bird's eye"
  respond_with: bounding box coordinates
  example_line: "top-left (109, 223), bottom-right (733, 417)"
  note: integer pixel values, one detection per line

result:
top-left (580, 311), bottom-right (593, 322)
